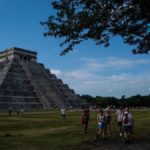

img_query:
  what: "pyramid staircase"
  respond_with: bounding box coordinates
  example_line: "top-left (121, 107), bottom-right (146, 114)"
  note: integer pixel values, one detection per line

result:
top-left (0, 58), bottom-right (43, 110)
top-left (0, 47), bottom-right (84, 110)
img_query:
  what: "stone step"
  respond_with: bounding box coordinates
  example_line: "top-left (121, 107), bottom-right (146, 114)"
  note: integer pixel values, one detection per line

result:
top-left (0, 67), bottom-right (9, 71)
top-left (0, 96), bottom-right (39, 102)
top-left (8, 68), bottom-right (25, 73)
top-left (0, 102), bottom-right (43, 110)
top-left (6, 72), bottom-right (27, 79)
top-left (0, 84), bottom-right (35, 91)
top-left (2, 79), bottom-right (32, 85)
top-left (0, 90), bottom-right (36, 97)
top-left (0, 61), bottom-right (8, 69)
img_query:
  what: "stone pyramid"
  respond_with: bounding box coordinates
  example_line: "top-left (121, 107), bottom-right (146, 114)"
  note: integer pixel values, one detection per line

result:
top-left (0, 47), bottom-right (84, 110)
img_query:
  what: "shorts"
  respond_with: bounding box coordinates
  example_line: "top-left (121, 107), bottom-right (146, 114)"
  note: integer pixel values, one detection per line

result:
top-left (98, 122), bottom-right (106, 129)
top-left (122, 125), bottom-right (133, 133)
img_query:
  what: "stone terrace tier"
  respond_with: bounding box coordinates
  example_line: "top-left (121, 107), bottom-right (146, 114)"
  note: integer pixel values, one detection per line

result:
top-left (0, 47), bottom-right (85, 110)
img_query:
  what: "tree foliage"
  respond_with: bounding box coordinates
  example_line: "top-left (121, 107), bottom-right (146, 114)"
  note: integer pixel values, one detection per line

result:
top-left (81, 94), bottom-right (150, 108)
top-left (41, 0), bottom-right (150, 55)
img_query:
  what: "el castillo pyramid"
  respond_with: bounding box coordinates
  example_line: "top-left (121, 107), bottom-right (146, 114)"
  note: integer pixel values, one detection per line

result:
top-left (0, 47), bottom-right (84, 110)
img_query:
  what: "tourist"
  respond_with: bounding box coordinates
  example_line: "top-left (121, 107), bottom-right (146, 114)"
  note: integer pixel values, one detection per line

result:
top-left (80, 108), bottom-right (90, 134)
top-left (116, 107), bottom-right (124, 136)
top-left (16, 108), bottom-right (20, 115)
top-left (96, 109), bottom-right (106, 139)
top-left (60, 108), bottom-right (66, 119)
top-left (104, 107), bottom-right (111, 135)
top-left (8, 107), bottom-right (12, 116)
top-left (20, 108), bottom-right (24, 115)
top-left (122, 107), bottom-right (134, 144)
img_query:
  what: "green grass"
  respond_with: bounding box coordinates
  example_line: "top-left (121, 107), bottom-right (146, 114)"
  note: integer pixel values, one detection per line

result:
top-left (0, 110), bottom-right (149, 150)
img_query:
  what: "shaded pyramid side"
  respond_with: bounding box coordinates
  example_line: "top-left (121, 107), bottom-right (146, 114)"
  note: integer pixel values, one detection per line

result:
top-left (0, 58), bottom-right (43, 110)
top-left (46, 70), bottom-right (84, 107)
top-left (21, 60), bottom-right (84, 108)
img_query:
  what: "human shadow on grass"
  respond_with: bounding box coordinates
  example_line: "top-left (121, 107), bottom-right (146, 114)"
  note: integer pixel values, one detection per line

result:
top-left (74, 137), bottom-right (150, 150)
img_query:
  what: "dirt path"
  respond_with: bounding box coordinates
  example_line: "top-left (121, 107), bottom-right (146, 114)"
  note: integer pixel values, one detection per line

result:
top-left (74, 137), bottom-right (150, 150)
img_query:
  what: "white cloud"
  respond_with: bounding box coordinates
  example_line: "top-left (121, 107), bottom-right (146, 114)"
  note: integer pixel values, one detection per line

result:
top-left (81, 57), bottom-right (150, 71)
top-left (51, 57), bottom-right (150, 98)
top-left (108, 88), bottom-right (113, 92)
top-left (63, 72), bottom-right (150, 98)
top-left (50, 69), bottom-right (62, 76)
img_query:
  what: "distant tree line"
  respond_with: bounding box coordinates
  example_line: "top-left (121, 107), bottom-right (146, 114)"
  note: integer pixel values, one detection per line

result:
top-left (81, 94), bottom-right (150, 108)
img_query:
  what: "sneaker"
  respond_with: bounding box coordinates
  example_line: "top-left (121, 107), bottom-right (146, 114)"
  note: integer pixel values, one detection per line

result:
top-left (120, 133), bottom-right (122, 136)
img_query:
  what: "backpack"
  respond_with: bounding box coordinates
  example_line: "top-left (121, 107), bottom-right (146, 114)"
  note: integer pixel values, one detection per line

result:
top-left (80, 114), bottom-right (88, 124)
top-left (105, 112), bottom-right (111, 122)
top-left (123, 113), bottom-right (129, 124)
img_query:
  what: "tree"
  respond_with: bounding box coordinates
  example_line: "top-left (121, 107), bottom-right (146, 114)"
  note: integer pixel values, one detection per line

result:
top-left (41, 0), bottom-right (150, 55)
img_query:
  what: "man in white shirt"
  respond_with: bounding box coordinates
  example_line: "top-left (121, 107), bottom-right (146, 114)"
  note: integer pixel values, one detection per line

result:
top-left (116, 107), bottom-right (124, 136)
top-left (60, 108), bottom-right (66, 119)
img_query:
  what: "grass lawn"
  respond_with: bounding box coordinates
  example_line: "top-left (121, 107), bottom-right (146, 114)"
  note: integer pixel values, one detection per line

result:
top-left (0, 109), bottom-right (149, 150)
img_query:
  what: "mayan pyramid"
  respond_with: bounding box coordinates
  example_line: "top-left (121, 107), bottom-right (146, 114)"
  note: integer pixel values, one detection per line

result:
top-left (0, 47), bottom-right (84, 110)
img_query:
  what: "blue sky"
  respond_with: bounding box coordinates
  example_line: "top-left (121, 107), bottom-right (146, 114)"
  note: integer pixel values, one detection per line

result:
top-left (0, 0), bottom-right (150, 98)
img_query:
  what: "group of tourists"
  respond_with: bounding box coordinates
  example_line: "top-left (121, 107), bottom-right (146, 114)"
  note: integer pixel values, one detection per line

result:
top-left (8, 107), bottom-right (24, 116)
top-left (96, 108), bottom-right (111, 139)
top-left (80, 106), bottom-right (134, 144)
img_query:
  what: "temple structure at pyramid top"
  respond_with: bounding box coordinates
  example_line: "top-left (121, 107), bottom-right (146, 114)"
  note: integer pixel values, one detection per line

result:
top-left (0, 47), bottom-right (37, 62)
top-left (0, 47), bottom-right (85, 110)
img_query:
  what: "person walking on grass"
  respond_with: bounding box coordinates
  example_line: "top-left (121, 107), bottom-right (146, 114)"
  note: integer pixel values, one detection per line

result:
top-left (96, 109), bottom-right (106, 140)
top-left (122, 107), bottom-right (134, 144)
top-left (60, 108), bottom-right (66, 119)
top-left (104, 108), bottom-right (111, 135)
top-left (80, 108), bottom-right (90, 134)
top-left (116, 107), bottom-right (124, 136)
top-left (8, 107), bottom-right (12, 116)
